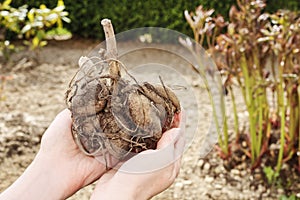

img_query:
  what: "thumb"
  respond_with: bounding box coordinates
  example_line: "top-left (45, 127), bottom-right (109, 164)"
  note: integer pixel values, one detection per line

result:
top-left (157, 128), bottom-right (181, 149)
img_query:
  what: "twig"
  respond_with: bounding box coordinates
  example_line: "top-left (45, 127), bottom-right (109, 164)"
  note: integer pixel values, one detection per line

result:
top-left (101, 19), bottom-right (120, 81)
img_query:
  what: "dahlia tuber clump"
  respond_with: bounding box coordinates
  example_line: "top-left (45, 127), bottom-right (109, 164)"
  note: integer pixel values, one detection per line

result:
top-left (66, 19), bottom-right (180, 165)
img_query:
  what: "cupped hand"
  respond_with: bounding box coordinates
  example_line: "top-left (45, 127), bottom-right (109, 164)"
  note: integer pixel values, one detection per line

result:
top-left (37, 109), bottom-right (107, 198)
top-left (91, 111), bottom-right (186, 200)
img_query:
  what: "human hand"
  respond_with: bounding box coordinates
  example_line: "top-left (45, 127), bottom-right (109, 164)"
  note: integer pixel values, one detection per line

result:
top-left (38, 109), bottom-right (108, 198)
top-left (0, 109), bottom-right (107, 200)
top-left (91, 111), bottom-right (186, 200)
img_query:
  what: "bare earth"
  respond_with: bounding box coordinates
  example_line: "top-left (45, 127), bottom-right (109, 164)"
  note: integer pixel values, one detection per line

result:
top-left (0, 39), bottom-right (298, 199)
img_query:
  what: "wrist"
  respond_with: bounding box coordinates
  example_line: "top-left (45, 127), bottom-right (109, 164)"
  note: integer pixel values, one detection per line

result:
top-left (91, 176), bottom-right (149, 200)
top-left (0, 152), bottom-right (66, 200)
top-left (35, 150), bottom-right (107, 199)
top-left (33, 151), bottom-right (86, 199)
top-left (91, 182), bottom-right (137, 200)
top-left (32, 152), bottom-right (70, 199)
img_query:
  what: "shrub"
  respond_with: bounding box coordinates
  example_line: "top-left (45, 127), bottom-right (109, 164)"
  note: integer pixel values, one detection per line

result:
top-left (8, 0), bottom-right (300, 39)
top-left (0, 0), bottom-right (71, 58)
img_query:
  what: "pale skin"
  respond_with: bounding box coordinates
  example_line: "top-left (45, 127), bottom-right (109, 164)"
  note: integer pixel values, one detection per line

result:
top-left (0, 109), bottom-right (185, 200)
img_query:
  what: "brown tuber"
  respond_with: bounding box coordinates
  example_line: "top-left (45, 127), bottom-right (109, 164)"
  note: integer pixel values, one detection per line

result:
top-left (66, 19), bottom-right (180, 165)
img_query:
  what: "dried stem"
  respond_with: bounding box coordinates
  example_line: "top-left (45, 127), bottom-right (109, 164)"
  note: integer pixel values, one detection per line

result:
top-left (101, 19), bottom-right (120, 80)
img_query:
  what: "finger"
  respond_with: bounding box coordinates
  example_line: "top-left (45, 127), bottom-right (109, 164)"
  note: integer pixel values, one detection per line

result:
top-left (157, 128), bottom-right (180, 149)
top-left (174, 133), bottom-right (185, 160)
top-left (55, 109), bottom-right (72, 124)
top-left (173, 129), bottom-right (185, 177)
top-left (96, 168), bottom-right (117, 185)
top-left (41, 109), bottom-right (72, 146)
top-left (179, 108), bottom-right (186, 133)
top-left (48, 109), bottom-right (72, 132)
top-left (119, 144), bottom-right (175, 173)
top-left (173, 156), bottom-right (182, 178)
top-left (172, 113), bottom-right (180, 128)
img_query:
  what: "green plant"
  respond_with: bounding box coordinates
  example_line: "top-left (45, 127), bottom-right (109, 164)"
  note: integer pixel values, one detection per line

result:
top-left (0, 0), bottom-right (26, 61)
top-left (20, 0), bottom-right (71, 49)
top-left (0, 0), bottom-right (27, 33)
top-left (259, 9), bottom-right (300, 173)
top-left (185, 0), bottom-right (300, 174)
top-left (0, 40), bottom-right (16, 61)
top-left (219, 0), bottom-right (272, 168)
top-left (279, 194), bottom-right (299, 200)
top-left (0, 0), bottom-right (71, 54)
top-left (263, 166), bottom-right (279, 185)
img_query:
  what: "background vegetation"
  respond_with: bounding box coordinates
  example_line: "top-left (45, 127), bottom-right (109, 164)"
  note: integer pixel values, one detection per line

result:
top-left (8, 0), bottom-right (300, 39)
top-left (184, 0), bottom-right (300, 191)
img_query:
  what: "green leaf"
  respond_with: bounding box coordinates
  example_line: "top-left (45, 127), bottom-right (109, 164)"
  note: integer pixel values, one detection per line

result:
top-left (60, 11), bottom-right (69, 17)
top-left (21, 24), bottom-right (31, 33)
top-left (32, 36), bottom-right (40, 48)
top-left (39, 41), bottom-right (47, 47)
top-left (263, 166), bottom-right (276, 184)
top-left (62, 16), bottom-right (71, 23)
top-left (3, 0), bottom-right (12, 7)
top-left (36, 30), bottom-right (45, 40)
top-left (57, 0), bottom-right (65, 7)
top-left (45, 27), bottom-right (72, 40)
top-left (45, 13), bottom-right (58, 21)
top-left (39, 4), bottom-right (47, 10)
top-left (23, 40), bottom-right (30, 46)
top-left (279, 194), bottom-right (296, 200)
top-left (27, 9), bottom-right (35, 22)
top-left (53, 5), bottom-right (65, 12)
